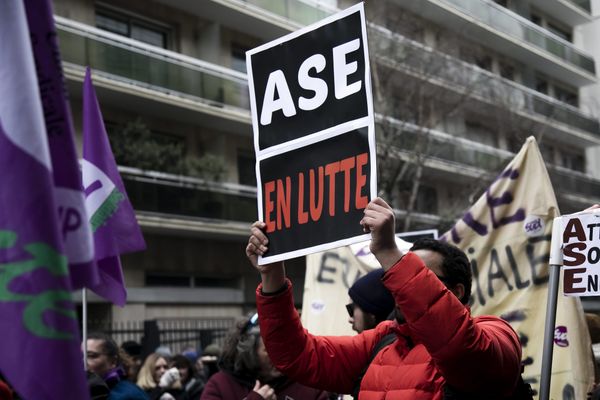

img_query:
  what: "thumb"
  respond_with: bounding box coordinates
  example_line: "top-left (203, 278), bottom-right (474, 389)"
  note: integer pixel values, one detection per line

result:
top-left (253, 380), bottom-right (261, 391)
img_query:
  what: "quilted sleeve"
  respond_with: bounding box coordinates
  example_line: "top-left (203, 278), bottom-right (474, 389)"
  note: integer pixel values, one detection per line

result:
top-left (382, 252), bottom-right (522, 395)
top-left (256, 279), bottom-right (392, 394)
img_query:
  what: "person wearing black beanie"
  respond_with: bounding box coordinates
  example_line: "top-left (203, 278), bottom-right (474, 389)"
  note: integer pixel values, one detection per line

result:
top-left (347, 268), bottom-right (395, 333)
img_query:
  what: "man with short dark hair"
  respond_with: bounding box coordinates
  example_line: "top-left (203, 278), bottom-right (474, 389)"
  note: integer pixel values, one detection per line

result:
top-left (246, 197), bottom-right (523, 399)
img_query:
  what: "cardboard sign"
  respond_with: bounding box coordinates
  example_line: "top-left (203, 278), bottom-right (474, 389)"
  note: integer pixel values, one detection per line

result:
top-left (562, 212), bottom-right (600, 296)
top-left (247, 3), bottom-right (376, 264)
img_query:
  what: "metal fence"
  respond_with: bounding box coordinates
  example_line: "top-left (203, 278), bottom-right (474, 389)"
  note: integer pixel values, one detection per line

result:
top-left (89, 317), bottom-right (235, 355)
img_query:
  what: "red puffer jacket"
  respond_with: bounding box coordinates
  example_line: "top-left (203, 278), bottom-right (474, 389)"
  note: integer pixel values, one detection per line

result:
top-left (257, 252), bottom-right (522, 399)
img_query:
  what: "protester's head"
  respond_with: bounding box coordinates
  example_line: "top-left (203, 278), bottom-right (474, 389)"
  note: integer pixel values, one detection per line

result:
top-left (410, 238), bottom-right (472, 304)
top-left (201, 343), bottom-right (221, 379)
top-left (171, 354), bottom-right (194, 384)
top-left (347, 268), bottom-right (395, 333)
top-left (219, 313), bottom-right (282, 382)
top-left (120, 340), bottom-right (142, 381)
top-left (86, 332), bottom-right (121, 379)
top-left (137, 353), bottom-right (170, 389)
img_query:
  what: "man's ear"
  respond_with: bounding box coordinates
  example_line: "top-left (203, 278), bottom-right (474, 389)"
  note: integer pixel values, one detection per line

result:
top-left (109, 355), bottom-right (118, 369)
top-left (366, 313), bottom-right (377, 327)
top-left (450, 283), bottom-right (466, 304)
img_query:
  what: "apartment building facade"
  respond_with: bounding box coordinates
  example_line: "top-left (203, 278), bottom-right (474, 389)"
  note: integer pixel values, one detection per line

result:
top-left (51, 0), bottom-right (600, 324)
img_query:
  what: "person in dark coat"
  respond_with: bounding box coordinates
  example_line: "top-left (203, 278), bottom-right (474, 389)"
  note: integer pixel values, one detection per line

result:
top-left (86, 332), bottom-right (149, 400)
top-left (200, 314), bottom-right (330, 400)
top-left (171, 355), bottom-right (204, 399)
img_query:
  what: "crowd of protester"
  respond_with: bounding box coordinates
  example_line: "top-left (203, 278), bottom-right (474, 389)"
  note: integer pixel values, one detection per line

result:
top-left (2, 200), bottom-right (600, 399)
top-left (77, 313), bottom-right (335, 400)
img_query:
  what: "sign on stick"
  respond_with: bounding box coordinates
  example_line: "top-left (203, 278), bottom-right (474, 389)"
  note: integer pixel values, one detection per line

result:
top-left (561, 211), bottom-right (600, 296)
top-left (247, 3), bottom-right (376, 264)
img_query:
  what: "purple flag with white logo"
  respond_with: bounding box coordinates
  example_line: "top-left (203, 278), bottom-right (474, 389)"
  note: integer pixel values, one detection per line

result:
top-left (0, 2), bottom-right (89, 399)
top-left (23, 0), bottom-right (98, 290)
top-left (82, 68), bottom-right (146, 306)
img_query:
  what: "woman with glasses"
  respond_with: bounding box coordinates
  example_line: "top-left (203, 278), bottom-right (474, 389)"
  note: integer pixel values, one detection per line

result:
top-left (346, 268), bottom-right (395, 333)
top-left (200, 314), bottom-right (330, 400)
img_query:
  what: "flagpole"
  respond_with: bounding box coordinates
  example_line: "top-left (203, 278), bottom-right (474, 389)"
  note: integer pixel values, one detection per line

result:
top-left (82, 288), bottom-right (88, 369)
top-left (539, 217), bottom-right (563, 400)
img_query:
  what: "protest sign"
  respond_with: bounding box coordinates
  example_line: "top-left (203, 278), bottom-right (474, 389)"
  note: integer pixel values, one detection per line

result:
top-left (442, 137), bottom-right (593, 399)
top-left (561, 211), bottom-right (600, 296)
top-left (247, 3), bottom-right (376, 264)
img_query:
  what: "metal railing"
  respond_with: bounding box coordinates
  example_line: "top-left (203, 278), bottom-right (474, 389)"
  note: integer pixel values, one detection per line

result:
top-left (439, 0), bottom-right (595, 74)
top-left (234, 0), bottom-right (333, 26)
top-left (90, 317), bottom-right (235, 355)
top-left (567, 0), bottom-right (592, 13)
top-left (120, 166), bottom-right (257, 222)
top-left (369, 25), bottom-right (600, 136)
top-left (56, 16), bottom-right (250, 112)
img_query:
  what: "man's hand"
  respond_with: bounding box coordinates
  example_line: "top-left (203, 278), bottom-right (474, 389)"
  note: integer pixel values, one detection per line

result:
top-left (360, 197), bottom-right (404, 271)
top-left (246, 221), bottom-right (286, 293)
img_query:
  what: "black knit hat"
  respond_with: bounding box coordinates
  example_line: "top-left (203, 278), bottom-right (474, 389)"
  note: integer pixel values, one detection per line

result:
top-left (348, 268), bottom-right (395, 322)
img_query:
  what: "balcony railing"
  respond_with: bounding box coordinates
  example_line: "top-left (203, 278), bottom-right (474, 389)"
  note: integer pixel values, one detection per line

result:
top-left (370, 25), bottom-right (600, 137)
top-left (55, 16), bottom-right (250, 112)
top-left (376, 117), bottom-right (511, 173)
top-left (233, 0), bottom-right (333, 26)
top-left (567, 0), bottom-right (592, 13)
top-left (120, 167), bottom-right (257, 222)
top-left (439, 0), bottom-right (595, 74)
top-left (548, 166), bottom-right (600, 202)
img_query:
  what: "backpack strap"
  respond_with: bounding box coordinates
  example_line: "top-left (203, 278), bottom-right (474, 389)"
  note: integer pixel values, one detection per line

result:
top-left (351, 333), bottom-right (397, 399)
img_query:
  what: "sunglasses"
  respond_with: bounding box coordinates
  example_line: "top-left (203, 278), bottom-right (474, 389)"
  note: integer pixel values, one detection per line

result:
top-left (241, 313), bottom-right (259, 334)
top-left (345, 303), bottom-right (355, 318)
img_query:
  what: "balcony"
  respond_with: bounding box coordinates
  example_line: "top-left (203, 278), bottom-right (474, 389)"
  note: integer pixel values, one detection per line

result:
top-left (370, 25), bottom-right (600, 142)
top-left (55, 16), bottom-right (250, 115)
top-left (120, 167), bottom-right (257, 223)
top-left (437, 0), bottom-right (595, 74)
top-left (216, 0), bottom-right (332, 27)
top-left (394, 0), bottom-right (596, 85)
top-left (565, 0), bottom-right (592, 13)
top-left (377, 117), bottom-right (511, 177)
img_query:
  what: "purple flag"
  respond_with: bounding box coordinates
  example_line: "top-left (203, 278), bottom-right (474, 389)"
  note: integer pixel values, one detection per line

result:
top-left (0, 2), bottom-right (89, 399)
top-left (82, 68), bottom-right (146, 306)
top-left (23, 0), bottom-right (98, 290)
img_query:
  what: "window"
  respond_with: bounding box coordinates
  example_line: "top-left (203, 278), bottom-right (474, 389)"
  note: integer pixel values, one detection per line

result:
top-left (529, 10), bottom-right (572, 42)
top-left (531, 13), bottom-right (542, 26)
top-left (561, 151), bottom-right (585, 172)
top-left (539, 142), bottom-right (555, 164)
top-left (554, 85), bottom-right (578, 107)
top-left (475, 54), bottom-right (492, 71)
top-left (464, 119), bottom-right (496, 147)
top-left (415, 185), bottom-right (438, 214)
top-left (145, 273), bottom-right (239, 288)
top-left (146, 274), bottom-right (191, 287)
top-left (95, 6), bottom-right (170, 48)
top-left (499, 62), bottom-right (515, 81)
top-left (535, 77), bottom-right (549, 95)
top-left (547, 22), bottom-right (572, 42)
top-left (237, 150), bottom-right (256, 186)
top-left (231, 43), bottom-right (250, 73)
top-left (534, 75), bottom-right (578, 107)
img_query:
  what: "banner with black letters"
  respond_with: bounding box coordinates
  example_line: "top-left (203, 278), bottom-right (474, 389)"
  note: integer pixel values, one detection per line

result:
top-left (247, 3), bottom-right (376, 264)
